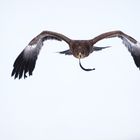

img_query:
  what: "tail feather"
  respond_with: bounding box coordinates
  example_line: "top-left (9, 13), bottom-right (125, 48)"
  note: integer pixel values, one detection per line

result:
top-left (58, 49), bottom-right (72, 55)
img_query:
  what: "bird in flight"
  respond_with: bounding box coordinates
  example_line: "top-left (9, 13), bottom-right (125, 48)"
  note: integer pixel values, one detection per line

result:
top-left (11, 30), bottom-right (140, 79)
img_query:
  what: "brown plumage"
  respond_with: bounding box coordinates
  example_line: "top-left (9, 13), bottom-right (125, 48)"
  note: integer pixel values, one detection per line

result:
top-left (11, 30), bottom-right (140, 79)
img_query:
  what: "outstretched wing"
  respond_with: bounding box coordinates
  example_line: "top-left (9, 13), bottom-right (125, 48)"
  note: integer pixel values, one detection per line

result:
top-left (11, 31), bottom-right (71, 79)
top-left (90, 30), bottom-right (140, 69)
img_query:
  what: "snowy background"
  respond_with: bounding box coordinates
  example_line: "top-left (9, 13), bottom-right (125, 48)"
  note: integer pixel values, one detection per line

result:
top-left (1, 0), bottom-right (140, 140)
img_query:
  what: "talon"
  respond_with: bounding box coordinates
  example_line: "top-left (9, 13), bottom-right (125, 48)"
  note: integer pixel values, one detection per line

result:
top-left (79, 59), bottom-right (95, 71)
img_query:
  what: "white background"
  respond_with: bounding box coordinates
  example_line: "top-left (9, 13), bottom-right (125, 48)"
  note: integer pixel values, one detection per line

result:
top-left (1, 0), bottom-right (140, 140)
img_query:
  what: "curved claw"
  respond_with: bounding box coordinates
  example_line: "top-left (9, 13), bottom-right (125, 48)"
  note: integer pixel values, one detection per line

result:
top-left (79, 59), bottom-right (95, 71)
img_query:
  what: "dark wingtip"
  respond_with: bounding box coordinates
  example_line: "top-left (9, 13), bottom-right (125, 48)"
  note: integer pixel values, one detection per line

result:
top-left (11, 51), bottom-right (36, 79)
top-left (131, 54), bottom-right (140, 69)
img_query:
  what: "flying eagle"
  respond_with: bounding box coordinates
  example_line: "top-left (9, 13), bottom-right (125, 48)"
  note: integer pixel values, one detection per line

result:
top-left (11, 30), bottom-right (140, 79)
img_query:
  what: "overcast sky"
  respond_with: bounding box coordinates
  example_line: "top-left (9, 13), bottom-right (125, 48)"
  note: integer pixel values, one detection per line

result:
top-left (1, 0), bottom-right (140, 140)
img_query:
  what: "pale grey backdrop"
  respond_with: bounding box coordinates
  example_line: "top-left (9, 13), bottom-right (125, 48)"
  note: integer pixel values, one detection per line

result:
top-left (1, 0), bottom-right (140, 140)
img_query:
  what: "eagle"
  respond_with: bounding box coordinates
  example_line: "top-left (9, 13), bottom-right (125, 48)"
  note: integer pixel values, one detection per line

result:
top-left (11, 30), bottom-right (140, 79)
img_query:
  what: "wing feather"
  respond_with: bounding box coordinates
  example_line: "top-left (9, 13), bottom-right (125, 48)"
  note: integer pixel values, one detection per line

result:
top-left (11, 31), bottom-right (71, 79)
top-left (120, 36), bottom-right (140, 68)
top-left (91, 31), bottom-right (140, 69)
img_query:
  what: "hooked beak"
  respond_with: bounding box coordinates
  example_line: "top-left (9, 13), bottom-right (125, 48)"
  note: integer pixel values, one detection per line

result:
top-left (78, 52), bottom-right (83, 59)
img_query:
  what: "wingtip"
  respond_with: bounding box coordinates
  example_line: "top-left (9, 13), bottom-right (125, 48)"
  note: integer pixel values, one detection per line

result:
top-left (131, 53), bottom-right (140, 69)
top-left (11, 50), bottom-right (35, 79)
